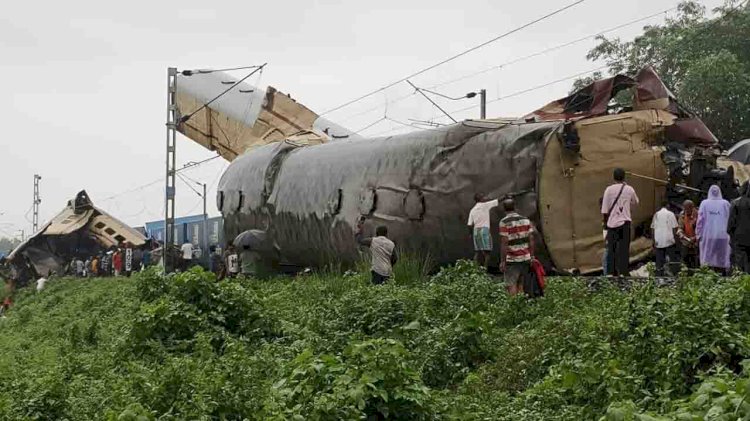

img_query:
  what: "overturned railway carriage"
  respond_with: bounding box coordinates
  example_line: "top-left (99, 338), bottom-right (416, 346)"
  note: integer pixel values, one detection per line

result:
top-left (218, 109), bottom-right (680, 274)
top-left (175, 66), bottom-right (726, 274)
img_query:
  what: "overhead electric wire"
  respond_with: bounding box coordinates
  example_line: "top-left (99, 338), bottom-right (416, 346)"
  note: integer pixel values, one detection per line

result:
top-left (335, 5), bottom-right (677, 124)
top-left (428, 6), bottom-right (678, 90)
top-left (176, 173), bottom-right (203, 197)
top-left (319, 0), bottom-right (585, 117)
top-left (434, 65), bottom-right (610, 120)
top-left (179, 154), bottom-right (223, 171)
top-left (180, 63), bottom-right (267, 123)
top-left (183, 64), bottom-right (265, 75)
top-left (101, 155), bottom-right (222, 202)
top-left (408, 80), bottom-right (457, 123)
top-left (361, 65), bottom-right (609, 137)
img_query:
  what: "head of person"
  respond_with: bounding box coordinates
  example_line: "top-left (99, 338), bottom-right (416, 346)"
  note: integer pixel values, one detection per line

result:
top-left (209, 245), bottom-right (216, 253)
top-left (709, 184), bottom-right (722, 200)
top-left (376, 226), bottom-right (388, 237)
top-left (661, 199), bottom-right (669, 209)
top-left (474, 193), bottom-right (486, 203)
top-left (683, 199), bottom-right (695, 212)
top-left (613, 168), bottom-right (625, 182)
top-left (503, 198), bottom-right (515, 212)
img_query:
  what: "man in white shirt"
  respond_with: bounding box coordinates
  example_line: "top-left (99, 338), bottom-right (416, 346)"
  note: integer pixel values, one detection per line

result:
top-left (467, 193), bottom-right (499, 269)
top-left (651, 200), bottom-right (679, 276)
top-left (180, 241), bottom-right (194, 272)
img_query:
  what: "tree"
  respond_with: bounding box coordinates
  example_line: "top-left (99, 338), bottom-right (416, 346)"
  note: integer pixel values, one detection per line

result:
top-left (0, 237), bottom-right (21, 255)
top-left (578, 1), bottom-right (750, 146)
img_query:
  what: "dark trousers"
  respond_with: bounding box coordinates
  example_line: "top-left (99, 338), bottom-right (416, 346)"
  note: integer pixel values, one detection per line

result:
top-left (606, 222), bottom-right (631, 276)
top-left (681, 245), bottom-right (699, 270)
top-left (371, 271), bottom-right (389, 285)
top-left (655, 245), bottom-right (680, 276)
top-left (735, 244), bottom-right (750, 274)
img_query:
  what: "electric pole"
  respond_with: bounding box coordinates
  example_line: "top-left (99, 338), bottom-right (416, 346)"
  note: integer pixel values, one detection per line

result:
top-left (32, 174), bottom-right (41, 233)
top-left (203, 183), bottom-right (208, 267)
top-left (165, 67), bottom-right (178, 273)
top-left (479, 89), bottom-right (487, 119)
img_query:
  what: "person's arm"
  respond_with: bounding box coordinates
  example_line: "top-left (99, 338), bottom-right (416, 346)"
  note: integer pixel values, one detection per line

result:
top-left (390, 247), bottom-right (398, 266)
top-left (601, 190), bottom-right (611, 227)
top-left (529, 229), bottom-right (535, 258)
top-left (728, 203), bottom-right (738, 236)
top-left (696, 206), bottom-right (705, 239)
top-left (500, 235), bottom-right (509, 272)
top-left (650, 216), bottom-right (656, 244)
top-left (355, 221), bottom-right (372, 247)
top-left (499, 221), bottom-right (508, 271)
top-left (631, 187), bottom-right (639, 205)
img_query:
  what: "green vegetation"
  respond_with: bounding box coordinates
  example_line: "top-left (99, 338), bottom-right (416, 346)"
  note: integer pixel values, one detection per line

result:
top-left (1, 262), bottom-right (750, 419)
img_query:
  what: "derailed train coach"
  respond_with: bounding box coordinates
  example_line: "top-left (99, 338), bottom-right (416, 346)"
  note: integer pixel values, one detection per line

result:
top-left (206, 67), bottom-right (734, 274)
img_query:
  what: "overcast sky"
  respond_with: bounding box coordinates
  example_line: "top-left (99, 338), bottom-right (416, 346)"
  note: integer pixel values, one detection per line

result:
top-left (0, 0), bottom-right (723, 238)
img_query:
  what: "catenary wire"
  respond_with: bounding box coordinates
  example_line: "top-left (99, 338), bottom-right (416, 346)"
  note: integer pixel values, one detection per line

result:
top-left (334, 5), bottom-right (677, 124)
top-left (319, 0), bottom-right (585, 116)
top-left (180, 63), bottom-right (267, 123)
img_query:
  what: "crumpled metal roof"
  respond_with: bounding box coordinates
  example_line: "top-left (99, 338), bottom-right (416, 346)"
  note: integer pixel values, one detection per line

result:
top-left (7, 191), bottom-right (146, 274)
top-left (175, 71), bottom-right (361, 161)
top-left (524, 66), bottom-right (718, 146)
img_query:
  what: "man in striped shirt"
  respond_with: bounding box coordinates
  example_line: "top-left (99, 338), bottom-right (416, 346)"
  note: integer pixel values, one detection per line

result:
top-left (499, 199), bottom-right (535, 296)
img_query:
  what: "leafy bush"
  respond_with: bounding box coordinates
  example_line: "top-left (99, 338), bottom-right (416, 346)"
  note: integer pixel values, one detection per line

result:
top-left (265, 338), bottom-right (433, 420)
top-left (2, 264), bottom-right (750, 419)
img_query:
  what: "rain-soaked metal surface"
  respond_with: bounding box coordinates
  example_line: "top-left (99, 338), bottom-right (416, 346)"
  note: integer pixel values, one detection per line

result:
top-left (219, 121), bottom-right (560, 269)
top-left (206, 67), bottom-right (730, 274)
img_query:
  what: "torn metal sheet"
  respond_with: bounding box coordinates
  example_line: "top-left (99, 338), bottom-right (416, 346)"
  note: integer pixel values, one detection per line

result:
top-left (7, 191), bottom-right (146, 280)
top-left (175, 72), bottom-right (361, 161)
top-left (525, 66), bottom-right (718, 147)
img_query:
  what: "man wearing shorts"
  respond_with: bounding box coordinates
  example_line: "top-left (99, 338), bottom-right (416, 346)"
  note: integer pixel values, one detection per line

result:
top-left (499, 199), bottom-right (534, 296)
top-left (467, 193), bottom-right (499, 270)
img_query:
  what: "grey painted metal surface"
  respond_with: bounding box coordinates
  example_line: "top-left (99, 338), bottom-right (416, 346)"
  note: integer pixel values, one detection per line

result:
top-left (218, 121), bottom-right (559, 269)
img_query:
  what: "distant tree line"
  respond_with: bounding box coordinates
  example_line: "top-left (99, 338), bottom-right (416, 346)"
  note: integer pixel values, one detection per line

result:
top-left (0, 237), bottom-right (21, 254)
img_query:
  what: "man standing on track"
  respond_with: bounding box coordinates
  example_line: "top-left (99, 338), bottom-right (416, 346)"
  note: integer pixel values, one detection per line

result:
top-left (499, 199), bottom-right (534, 296)
top-left (467, 193), bottom-right (498, 270)
top-left (601, 168), bottom-right (639, 277)
top-left (651, 200), bottom-right (679, 276)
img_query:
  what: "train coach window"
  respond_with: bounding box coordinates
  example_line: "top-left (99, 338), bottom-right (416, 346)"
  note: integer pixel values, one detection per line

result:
top-left (105, 228), bottom-right (116, 235)
top-left (358, 188), bottom-right (376, 215)
top-left (327, 189), bottom-right (343, 215)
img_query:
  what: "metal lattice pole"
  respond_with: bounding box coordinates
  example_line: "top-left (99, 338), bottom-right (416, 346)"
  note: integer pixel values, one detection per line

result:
top-left (164, 67), bottom-right (178, 273)
top-left (32, 174), bottom-right (41, 233)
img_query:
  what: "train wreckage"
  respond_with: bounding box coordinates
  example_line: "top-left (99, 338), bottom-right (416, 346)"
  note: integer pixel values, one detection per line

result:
top-left (173, 66), bottom-right (746, 274)
top-left (3, 191), bottom-right (146, 283)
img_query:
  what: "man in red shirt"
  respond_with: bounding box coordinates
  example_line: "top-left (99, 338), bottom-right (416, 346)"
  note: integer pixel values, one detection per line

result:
top-left (499, 199), bottom-right (535, 296)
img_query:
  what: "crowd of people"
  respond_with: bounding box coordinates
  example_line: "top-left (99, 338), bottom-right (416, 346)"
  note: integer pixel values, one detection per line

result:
top-left (8, 166), bottom-right (750, 302)
top-left (463, 167), bottom-right (750, 296)
top-left (68, 242), bottom-right (153, 278)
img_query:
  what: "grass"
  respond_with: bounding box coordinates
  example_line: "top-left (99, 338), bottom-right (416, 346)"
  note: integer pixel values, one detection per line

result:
top-left (0, 262), bottom-right (749, 419)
